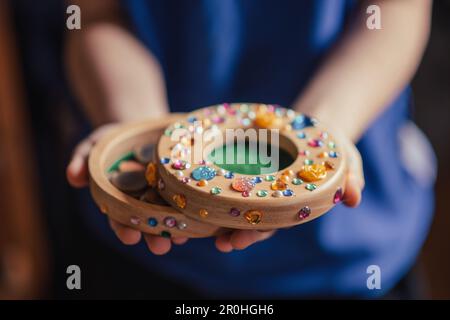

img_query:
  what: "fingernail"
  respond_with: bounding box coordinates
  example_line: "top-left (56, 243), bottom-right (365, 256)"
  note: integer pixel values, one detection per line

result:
top-left (69, 156), bottom-right (83, 174)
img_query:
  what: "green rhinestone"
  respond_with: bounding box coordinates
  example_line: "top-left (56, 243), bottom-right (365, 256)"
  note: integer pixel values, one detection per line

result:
top-left (304, 159), bottom-right (314, 165)
top-left (305, 183), bottom-right (317, 191)
top-left (164, 128), bottom-right (173, 136)
top-left (292, 178), bottom-right (303, 185)
top-left (210, 187), bottom-right (222, 195)
top-left (328, 141), bottom-right (336, 149)
top-left (160, 231), bottom-right (171, 238)
top-left (265, 175), bottom-right (275, 182)
top-left (256, 190), bottom-right (268, 197)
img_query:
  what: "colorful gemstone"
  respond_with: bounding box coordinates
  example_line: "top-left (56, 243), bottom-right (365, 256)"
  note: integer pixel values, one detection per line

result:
top-left (329, 151), bottom-right (339, 158)
top-left (160, 231), bottom-right (171, 238)
top-left (199, 209), bottom-right (209, 218)
top-left (271, 179), bottom-right (288, 191)
top-left (279, 175), bottom-right (290, 183)
top-left (164, 217), bottom-right (177, 228)
top-left (145, 162), bottom-right (157, 187)
top-left (320, 132), bottom-right (329, 139)
top-left (172, 159), bottom-right (189, 170)
top-left (298, 150), bottom-right (310, 156)
top-left (197, 179), bottom-right (208, 187)
top-left (298, 164), bottom-right (327, 182)
top-left (282, 169), bottom-right (295, 178)
top-left (244, 210), bottom-right (262, 225)
top-left (323, 161), bottom-right (335, 170)
top-left (333, 187), bottom-right (343, 204)
top-left (171, 143), bottom-right (190, 159)
top-left (291, 115), bottom-right (315, 130)
top-left (177, 221), bottom-right (187, 230)
top-left (174, 171), bottom-right (184, 177)
top-left (292, 178), bottom-right (303, 185)
top-left (242, 191), bottom-right (251, 197)
top-left (318, 152), bottom-right (329, 158)
top-left (217, 169), bottom-right (227, 176)
top-left (254, 111), bottom-right (281, 128)
top-left (257, 190), bottom-right (269, 197)
top-left (328, 141), bottom-right (336, 149)
top-left (130, 216), bottom-right (141, 225)
top-left (229, 208), bottom-right (241, 217)
top-left (252, 176), bottom-right (263, 184)
top-left (232, 177), bottom-right (256, 192)
top-left (265, 175), bottom-right (275, 182)
top-left (210, 187), bottom-right (222, 195)
top-left (304, 159), bottom-right (314, 165)
top-left (283, 189), bottom-right (295, 197)
top-left (191, 166), bottom-right (216, 181)
top-left (272, 190), bottom-right (283, 198)
top-left (307, 139), bottom-right (324, 148)
top-left (181, 177), bottom-right (191, 184)
top-left (305, 183), bottom-right (317, 191)
top-left (297, 132), bottom-right (306, 139)
top-left (148, 218), bottom-right (158, 227)
top-left (224, 171), bottom-right (234, 179)
top-left (187, 116), bottom-right (197, 123)
top-left (298, 206), bottom-right (311, 220)
top-left (164, 129), bottom-right (173, 136)
top-left (173, 194), bottom-right (186, 208)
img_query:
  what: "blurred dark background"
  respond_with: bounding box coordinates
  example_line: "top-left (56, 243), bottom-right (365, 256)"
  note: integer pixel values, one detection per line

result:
top-left (0, 0), bottom-right (449, 299)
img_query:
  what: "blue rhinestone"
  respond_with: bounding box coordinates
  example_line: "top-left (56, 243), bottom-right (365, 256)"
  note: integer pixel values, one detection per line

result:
top-left (224, 171), bottom-right (234, 179)
top-left (296, 132), bottom-right (306, 139)
top-left (283, 189), bottom-right (295, 197)
top-left (160, 157), bottom-right (170, 164)
top-left (191, 166), bottom-right (216, 181)
top-left (187, 116), bottom-right (197, 123)
top-left (148, 218), bottom-right (158, 227)
top-left (252, 176), bottom-right (263, 184)
top-left (291, 115), bottom-right (316, 130)
top-left (329, 151), bottom-right (339, 158)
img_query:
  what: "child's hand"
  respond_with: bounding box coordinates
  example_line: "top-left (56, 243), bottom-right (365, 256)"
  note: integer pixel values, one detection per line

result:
top-left (66, 125), bottom-right (363, 255)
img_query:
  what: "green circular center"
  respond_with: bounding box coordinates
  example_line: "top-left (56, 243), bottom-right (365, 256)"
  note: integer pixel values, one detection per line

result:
top-left (208, 140), bottom-right (295, 175)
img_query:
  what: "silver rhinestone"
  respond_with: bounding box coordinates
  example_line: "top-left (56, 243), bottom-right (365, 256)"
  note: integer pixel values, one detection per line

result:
top-left (177, 221), bottom-right (187, 230)
top-left (272, 190), bottom-right (283, 198)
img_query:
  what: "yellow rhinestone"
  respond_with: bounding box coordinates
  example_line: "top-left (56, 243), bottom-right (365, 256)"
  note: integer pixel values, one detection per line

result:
top-left (298, 164), bottom-right (327, 182)
top-left (173, 194), bottom-right (186, 209)
top-left (271, 179), bottom-right (288, 191)
top-left (244, 210), bottom-right (262, 225)
top-left (279, 175), bottom-right (290, 183)
top-left (145, 162), bottom-right (157, 187)
top-left (199, 209), bottom-right (209, 218)
top-left (197, 179), bottom-right (208, 187)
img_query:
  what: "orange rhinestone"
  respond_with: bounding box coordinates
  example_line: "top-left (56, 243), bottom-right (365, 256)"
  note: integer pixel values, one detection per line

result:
top-left (298, 164), bottom-right (327, 182)
top-left (282, 169), bottom-right (295, 178)
top-left (323, 161), bottom-right (335, 170)
top-left (199, 209), bottom-right (209, 218)
top-left (318, 152), bottom-right (329, 158)
top-left (197, 179), bottom-right (208, 187)
top-left (173, 194), bottom-right (186, 209)
top-left (244, 210), bottom-right (262, 225)
top-left (145, 162), bottom-right (157, 187)
top-left (279, 175), bottom-right (290, 183)
top-left (271, 179), bottom-right (288, 191)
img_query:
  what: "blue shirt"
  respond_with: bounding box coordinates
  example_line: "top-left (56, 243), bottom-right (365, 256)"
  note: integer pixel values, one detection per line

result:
top-left (80, 0), bottom-right (434, 298)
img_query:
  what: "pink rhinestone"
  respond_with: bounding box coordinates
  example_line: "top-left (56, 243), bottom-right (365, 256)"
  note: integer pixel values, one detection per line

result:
top-left (231, 177), bottom-right (256, 192)
top-left (333, 188), bottom-right (343, 204)
top-left (172, 160), bottom-right (188, 170)
top-left (242, 191), bottom-right (251, 197)
top-left (298, 150), bottom-right (310, 156)
top-left (130, 216), bottom-right (141, 225)
top-left (164, 217), bottom-right (177, 228)
top-left (298, 207), bottom-right (311, 220)
top-left (181, 177), bottom-right (191, 184)
top-left (229, 208), bottom-right (241, 217)
top-left (212, 116), bottom-right (225, 124)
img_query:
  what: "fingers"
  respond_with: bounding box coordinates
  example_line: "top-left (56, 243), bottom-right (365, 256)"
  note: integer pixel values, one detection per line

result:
top-left (67, 124), bottom-right (117, 188)
top-left (215, 230), bottom-right (276, 252)
top-left (343, 173), bottom-right (362, 207)
top-left (109, 219), bottom-right (142, 245)
top-left (143, 234), bottom-right (172, 255)
top-left (343, 142), bottom-right (364, 208)
top-left (172, 237), bottom-right (189, 245)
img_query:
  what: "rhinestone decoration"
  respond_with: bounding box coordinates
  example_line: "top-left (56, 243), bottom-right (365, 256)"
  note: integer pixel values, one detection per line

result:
top-left (265, 175), bottom-right (275, 182)
top-left (271, 179), bottom-right (288, 191)
top-left (292, 178), bottom-right (303, 185)
top-left (305, 183), bottom-right (317, 191)
top-left (328, 141), bottom-right (336, 149)
top-left (257, 190), bottom-right (268, 197)
top-left (323, 161), bottom-right (335, 170)
top-left (191, 166), bottom-right (216, 181)
top-left (279, 175), bottom-right (290, 183)
top-left (318, 152), bottom-right (329, 158)
top-left (229, 208), bottom-right (241, 217)
top-left (172, 159), bottom-right (190, 170)
top-left (148, 218), bottom-right (158, 227)
top-left (329, 151), bottom-right (339, 158)
top-left (253, 176), bottom-right (263, 184)
top-left (333, 187), bottom-right (344, 204)
top-left (298, 164), bottom-right (327, 182)
top-left (224, 171), bottom-right (234, 179)
top-left (244, 210), bottom-right (262, 225)
top-left (181, 177), bottom-right (191, 183)
top-left (298, 206), bottom-right (311, 220)
top-left (199, 209), bottom-right (209, 218)
top-left (145, 162), bottom-right (157, 187)
top-left (298, 150), bottom-right (310, 157)
top-left (291, 115), bottom-right (315, 130)
top-left (304, 159), bottom-right (314, 165)
top-left (197, 179), bottom-right (208, 187)
top-left (272, 190), bottom-right (283, 198)
top-left (174, 171), bottom-right (184, 177)
top-left (177, 221), bottom-right (187, 230)
top-left (160, 231), bottom-right (171, 238)
top-left (232, 177), bottom-right (256, 192)
top-left (130, 216), bottom-right (141, 225)
top-left (164, 217), bottom-right (177, 228)
top-left (242, 191), bottom-right (251, 197)
top-left (297, 131), bottom-right (306, 139)
top-left (210, 187), bottom-right (222, 195)
top-left (173, 194), bottom-right (186, 208)
top-left (283, 189), bottom-right (294, 197)
top-left (160, 157), bottom-right (170, 164)
top-left (307, 139), bottom-right (323, 148)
